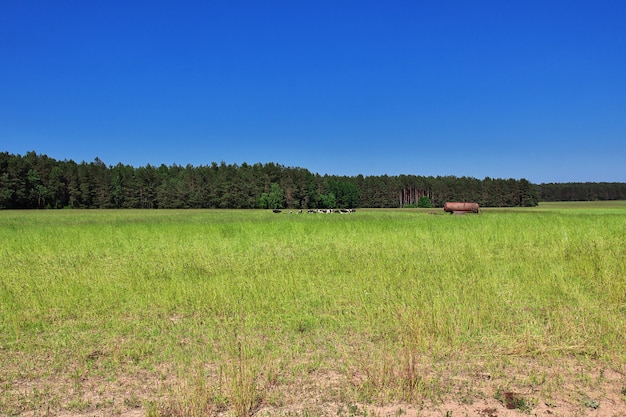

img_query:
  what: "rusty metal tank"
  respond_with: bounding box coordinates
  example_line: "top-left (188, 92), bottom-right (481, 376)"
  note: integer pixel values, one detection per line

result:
top-left (443, 202), bottom-right (480, 213)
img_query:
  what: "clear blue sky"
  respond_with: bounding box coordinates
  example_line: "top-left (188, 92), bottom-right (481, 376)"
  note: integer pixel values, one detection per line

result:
top-left (2, 1), bottom-right (625, 183)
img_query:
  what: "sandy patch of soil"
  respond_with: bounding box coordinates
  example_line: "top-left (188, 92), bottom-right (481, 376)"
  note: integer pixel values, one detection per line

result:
top-left (3, 357), bottom-right (625, 417)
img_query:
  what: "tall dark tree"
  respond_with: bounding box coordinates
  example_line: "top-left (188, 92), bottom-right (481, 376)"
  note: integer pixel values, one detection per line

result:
top-left (327, 178), bottom-right (359, 208)
top-left (259, 183), bottom-right (284, 209)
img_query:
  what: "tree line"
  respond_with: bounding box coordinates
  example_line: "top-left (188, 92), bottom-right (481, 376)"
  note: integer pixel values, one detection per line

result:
top-left (537, 182), bottom-right (626, 202)
top-left (3, 151), bottom-right (620, 210)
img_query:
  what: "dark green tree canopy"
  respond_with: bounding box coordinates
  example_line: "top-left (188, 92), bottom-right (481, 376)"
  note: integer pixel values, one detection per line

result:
top-left (3, 151), bottom-right (621, 210)
top-left (417, 196), bottom-right (432, 208)
top-left (258, 183), bottom-right (285, 210)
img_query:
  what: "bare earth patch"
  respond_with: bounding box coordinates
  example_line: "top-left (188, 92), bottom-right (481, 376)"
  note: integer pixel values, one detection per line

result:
top-left (3, 356), bottom-right (625, 417)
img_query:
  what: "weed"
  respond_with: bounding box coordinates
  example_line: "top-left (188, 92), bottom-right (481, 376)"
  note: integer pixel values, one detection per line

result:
top-left (123, 394), bottom-right (141, 408)
top-left (337, 403), bottom-right (371, 417)
top-left (583, 398), bottom-right (600, 409)
top-left (229, 335), bottom-right (263, 417)
top-left (66, 397), bottom-right (90, 412)
top-left (495, 389), bottom-right (533, 414)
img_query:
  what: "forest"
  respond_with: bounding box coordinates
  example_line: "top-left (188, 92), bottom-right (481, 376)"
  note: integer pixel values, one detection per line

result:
top-left (1, 151), bottom-right (624, 210)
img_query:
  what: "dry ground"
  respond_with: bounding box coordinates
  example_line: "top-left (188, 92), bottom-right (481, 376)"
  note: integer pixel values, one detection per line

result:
top-left (4, 356), bottom-right (625, 417)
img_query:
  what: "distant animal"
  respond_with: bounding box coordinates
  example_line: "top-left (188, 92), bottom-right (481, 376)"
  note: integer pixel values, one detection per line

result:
top-left (272, 209), bottom-right (282, 213)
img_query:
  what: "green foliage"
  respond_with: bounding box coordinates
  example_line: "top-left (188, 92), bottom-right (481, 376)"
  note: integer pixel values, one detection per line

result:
top-left (318, 192), bottom-right (336, 209)
top-left (0, 151), bottom-right (587, 210)
top-left (538, 181), bottom-right (626, 202)
top-left (417, 196), bottom-right (431, 208)
top-left (327, 179), bottom-right (360, 208)
top-left (495, 390), bottom-right (534, 413)
top-left (258, 183), bottom-right (285, 209)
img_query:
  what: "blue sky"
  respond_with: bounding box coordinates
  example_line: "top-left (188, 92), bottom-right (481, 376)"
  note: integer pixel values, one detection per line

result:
top-left (2, 1), bottom-right (625, 183)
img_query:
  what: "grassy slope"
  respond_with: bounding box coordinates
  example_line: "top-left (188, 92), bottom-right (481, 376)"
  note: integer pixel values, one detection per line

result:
top-left (1, 204), bottom-right (625, 415)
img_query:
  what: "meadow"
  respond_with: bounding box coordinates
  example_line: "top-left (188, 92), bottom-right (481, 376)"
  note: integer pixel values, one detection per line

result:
top-left (1, 202), bottom-right (625, 416)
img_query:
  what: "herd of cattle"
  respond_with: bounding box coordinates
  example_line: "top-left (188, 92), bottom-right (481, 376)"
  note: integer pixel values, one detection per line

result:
top-left (272, 209), bottom-right (356, 214)
top-left (272, 202), bottom-right (479, 215)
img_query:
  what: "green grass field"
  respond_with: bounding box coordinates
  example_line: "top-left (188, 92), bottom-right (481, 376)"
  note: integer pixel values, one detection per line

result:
top-left (1, 202), bottom-right (625, 416)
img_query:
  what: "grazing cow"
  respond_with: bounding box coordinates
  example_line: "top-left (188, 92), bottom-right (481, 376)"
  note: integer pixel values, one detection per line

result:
top-left (304, 208), bottom-right (356, 214)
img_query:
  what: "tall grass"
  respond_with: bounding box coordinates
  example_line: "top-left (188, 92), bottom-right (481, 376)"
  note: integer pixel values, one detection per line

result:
top-left (1, 205), bottom-right (625, 415)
